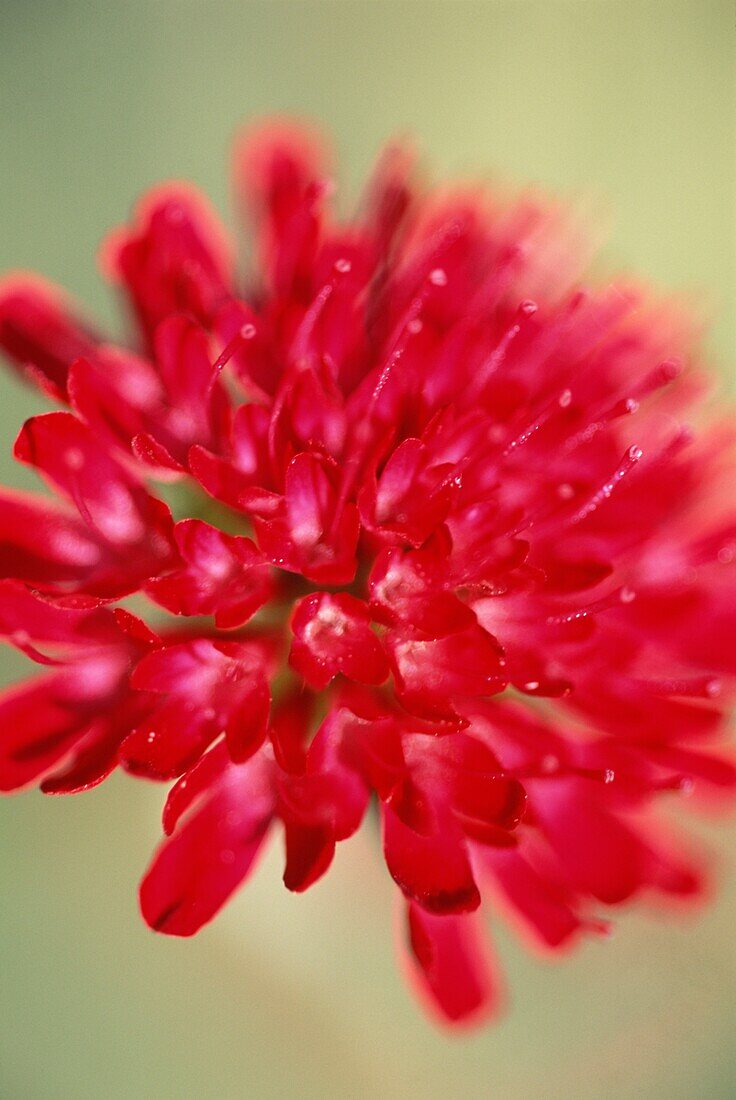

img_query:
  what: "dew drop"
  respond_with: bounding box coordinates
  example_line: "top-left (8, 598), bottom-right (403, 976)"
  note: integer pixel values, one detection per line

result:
top-left (240, 323), bottom-right (256, 340)
top-left (334, 257), bottom-right (352, 274)
top-left (558, 389), bottom-right (572, 408)
top-left (407, 318), bottom-right (423, 335)
top-left (429, 267), bottom-right (447, 286)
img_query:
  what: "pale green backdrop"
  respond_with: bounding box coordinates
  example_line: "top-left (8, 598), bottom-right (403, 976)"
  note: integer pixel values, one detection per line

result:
top-left (0, 2), bottom-right (734, 1098)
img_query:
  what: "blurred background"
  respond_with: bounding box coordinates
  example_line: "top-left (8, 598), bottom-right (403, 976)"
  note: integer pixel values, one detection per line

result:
top-left (0, 1), bottom-right (734, 1097)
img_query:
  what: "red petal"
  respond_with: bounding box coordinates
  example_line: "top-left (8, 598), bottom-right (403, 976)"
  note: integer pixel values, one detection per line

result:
top-left (68, 349), bottom-right (162, 459)
top-left (383, 804), bottom-right (480, 914)
top-left (40, 709), bottom-right (136, 795)
top-left (224, 677), bottom-right (271, 764)
top-left (359, 438), bottom-right (454, 548)
top-left (14, 411), bottom-right (173, 556)
top-left (190, 444), bottom-right (281, 518)
top-left (162, 742), bottom-right (231, 835)
top-left (140, 751), bottom-right (275, 936)
top-left (0, 676), bottom-right (90, 791)
top-left (146, 519), bottom-right (271, 627)
top-left (128, 639), bottom-right (270, 773)
top-left (233, 118), bottom-right (329, 297)
top-left (0, 579), bottom-right (117, 647)
top-left (289, 591), bottom-right (388, 688)
top-left (131, 432), bottom-right (184, 474)
top-left (369, 545), bottom-right (475, 637)
top-left (387, 625), bottom-right (507, 719)
top-left (0, 490), bottom-right (103, 590)
top-left (404, 902), bottom-right (498, 1025)
top-left (0, 275), bottom-right (98, 400)
top-left (453, 771), bottom-right (528, 841)
top-left (482, 846), bottom-right (585, 950)
top-left (282, 821), bottom-right (335, 892)
top-left (102, 184), bottom-right (232, 341)
top-left (532, 780), bottom-right (696, 904)
top-left (120, 696), bottom-right (217, 780)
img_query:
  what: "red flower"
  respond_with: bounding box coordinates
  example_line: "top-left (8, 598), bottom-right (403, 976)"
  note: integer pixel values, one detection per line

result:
top-left (1, 120), bottom-right (735, 1028)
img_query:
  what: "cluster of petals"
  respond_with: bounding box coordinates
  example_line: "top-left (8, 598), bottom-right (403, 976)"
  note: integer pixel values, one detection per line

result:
top-left (1, 119), bottom-right (735, 1026)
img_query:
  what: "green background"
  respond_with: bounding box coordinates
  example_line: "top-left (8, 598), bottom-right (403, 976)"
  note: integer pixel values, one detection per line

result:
top-left (0, 2), bottom-right (734, 1097)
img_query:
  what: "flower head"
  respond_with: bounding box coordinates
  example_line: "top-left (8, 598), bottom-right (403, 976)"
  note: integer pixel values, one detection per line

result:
top-left (1, 120), bottom-right (735, 1026)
